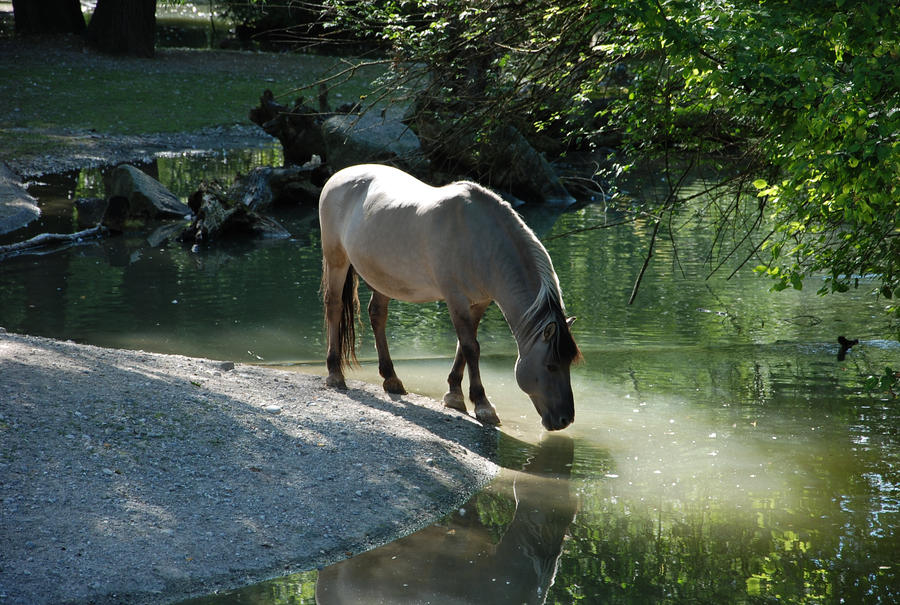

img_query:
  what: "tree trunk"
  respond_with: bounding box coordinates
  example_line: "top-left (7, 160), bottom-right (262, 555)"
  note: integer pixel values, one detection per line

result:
top-left (85, 0), bottom-right (157, 58)
top-left (12, 0), bottom-right (85, 35)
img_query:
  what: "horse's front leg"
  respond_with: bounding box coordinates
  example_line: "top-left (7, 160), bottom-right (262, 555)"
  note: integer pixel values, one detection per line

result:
top-left (368, 289), bottom-right (406, 395)
top-left (444, 302), bottom-right (489, 413)
top-left (445, 301), bottom-right (499, 426)
top-left (443, 342), bottom-right (468, 412)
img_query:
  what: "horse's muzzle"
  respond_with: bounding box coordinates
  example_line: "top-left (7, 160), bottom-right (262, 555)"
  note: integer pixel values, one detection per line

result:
top-left (542, 410), bottom-right (574, 431)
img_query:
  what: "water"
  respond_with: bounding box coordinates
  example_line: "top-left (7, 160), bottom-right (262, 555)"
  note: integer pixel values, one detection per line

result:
top-left (1, 153), bottom-right (897, 603)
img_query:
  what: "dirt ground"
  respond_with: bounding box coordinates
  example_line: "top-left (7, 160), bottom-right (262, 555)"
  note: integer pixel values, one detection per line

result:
top-left (0, 331), bottom-right (498, 604)
top-left (1, 37), bottom-right (499, 604)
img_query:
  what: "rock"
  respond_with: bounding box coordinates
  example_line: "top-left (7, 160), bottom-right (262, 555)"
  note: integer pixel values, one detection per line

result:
top-left (106, 164), bottom-right (191, 220)
top-left (323, 110), bottom-right (429, 175)
top-left (480, 125), bottom-right (575, 205)
top-left (410, 112), bottom-right (574, 205)
top-left (100, 195), bottom-right (129, 232)
top-left (0, 163), bottom-right (40, 235)
top-left (74, 197), bottom-right (107, 228)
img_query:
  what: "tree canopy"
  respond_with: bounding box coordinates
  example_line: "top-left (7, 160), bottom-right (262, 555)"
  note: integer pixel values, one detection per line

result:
top-left (323, 0), bottom-right (899, 321)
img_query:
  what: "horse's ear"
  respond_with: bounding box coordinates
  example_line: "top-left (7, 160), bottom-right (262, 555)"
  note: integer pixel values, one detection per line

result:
top-left (543, 322), bottom-right (557, 341)
top-left (566, 317), bottom-right (576, 329)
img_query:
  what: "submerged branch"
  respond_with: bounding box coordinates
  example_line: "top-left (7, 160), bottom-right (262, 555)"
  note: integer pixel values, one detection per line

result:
top-left (0, 226), bottom-right (108, 259)
top-left (542, 214), bottom-right (640, 242)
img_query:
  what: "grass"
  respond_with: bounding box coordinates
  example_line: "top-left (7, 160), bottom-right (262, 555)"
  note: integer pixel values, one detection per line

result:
top-left (4, 57), bottom-right (385, 134)
top-left (0, 38), bottom-right (388, 165)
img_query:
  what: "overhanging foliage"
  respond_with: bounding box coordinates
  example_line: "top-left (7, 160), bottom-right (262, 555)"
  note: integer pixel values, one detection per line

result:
top-left (320, 0), bottom-right (899, 323)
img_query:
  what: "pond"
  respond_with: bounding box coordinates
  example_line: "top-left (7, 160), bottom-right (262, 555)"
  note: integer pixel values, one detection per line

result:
top-left (1, 151), bottom-right (898, 603)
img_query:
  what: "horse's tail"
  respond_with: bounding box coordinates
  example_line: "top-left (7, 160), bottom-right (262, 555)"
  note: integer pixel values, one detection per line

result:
top-left (339, 265), bottom-right (360, 369)
top-left (324, 263), bottom-right (359, 371)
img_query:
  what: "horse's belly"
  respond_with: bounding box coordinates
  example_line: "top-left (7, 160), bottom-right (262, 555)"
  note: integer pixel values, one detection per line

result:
top-left (352, 257), bottom-right (442, 303)
top-left (336, 188), bottom-right (467, 303)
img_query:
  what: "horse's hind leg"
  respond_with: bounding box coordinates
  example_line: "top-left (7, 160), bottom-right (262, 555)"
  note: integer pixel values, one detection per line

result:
top-left (368, 289), bottom-right (407, 395)
top-left (322, 255), bottom-right (352, 390)
top-left (444, 301), bottom-right (498, 425)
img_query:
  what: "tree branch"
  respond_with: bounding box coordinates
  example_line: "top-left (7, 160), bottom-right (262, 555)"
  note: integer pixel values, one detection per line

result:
top-left (629, 217), bottom-right (662, 305)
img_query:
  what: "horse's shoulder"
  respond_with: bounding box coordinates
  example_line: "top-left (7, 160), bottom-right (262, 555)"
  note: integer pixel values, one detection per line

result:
top-left (438, 181), bottom-right (504, 210)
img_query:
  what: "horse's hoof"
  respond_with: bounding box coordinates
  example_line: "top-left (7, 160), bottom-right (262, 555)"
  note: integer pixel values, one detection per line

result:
top-left (383, 377), bottom-right (407, 395)
top-left (475, 404), bottom-right (501, 426)
top-left (443, 391), bottom-right (467, 412)
top-left (326, 374), bottom-right (347, 390)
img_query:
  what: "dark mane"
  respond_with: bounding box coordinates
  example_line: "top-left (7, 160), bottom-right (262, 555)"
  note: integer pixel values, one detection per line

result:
top-left (521, 285), bottom-right (582, 365)
top-left (458, 178), bottom-right (581, 364)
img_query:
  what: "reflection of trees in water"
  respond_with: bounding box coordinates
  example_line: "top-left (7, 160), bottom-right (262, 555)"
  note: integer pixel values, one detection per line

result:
top-left (316, 434), bottom-right (579, 604)
top-left (550, 483), bottom-right (899, 603)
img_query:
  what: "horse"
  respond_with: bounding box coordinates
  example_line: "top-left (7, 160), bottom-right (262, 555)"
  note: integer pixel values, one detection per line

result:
top-left (319, 164), bottom-right (580, 430)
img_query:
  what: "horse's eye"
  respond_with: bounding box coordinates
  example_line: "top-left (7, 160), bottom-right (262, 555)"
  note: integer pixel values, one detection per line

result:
top-left (547, 364), bottom-right (560, 373)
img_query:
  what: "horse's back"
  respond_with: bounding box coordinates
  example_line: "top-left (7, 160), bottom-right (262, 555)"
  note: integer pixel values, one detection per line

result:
top-left (320, 164), bottom-right (438, 238)
top-left (320, 164), bottom-right (486, 302)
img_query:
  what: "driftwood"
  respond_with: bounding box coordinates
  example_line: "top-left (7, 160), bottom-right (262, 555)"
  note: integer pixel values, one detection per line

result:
top-left (0, 226), bottom-right (108, 258)
top-left (227, 164), bottom-right (329, 211)
top-left (249, 90), bottom-right (327, 166)
top-left (180, 183), bottom-right (290, 245)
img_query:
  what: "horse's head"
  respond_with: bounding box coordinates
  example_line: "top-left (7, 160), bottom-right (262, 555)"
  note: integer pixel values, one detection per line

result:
top-left (515, 317), bottom-right (580, 431)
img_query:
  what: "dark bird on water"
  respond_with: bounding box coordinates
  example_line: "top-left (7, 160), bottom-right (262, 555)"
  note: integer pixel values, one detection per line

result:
top-left (837, 336), bottom-right (859, 361)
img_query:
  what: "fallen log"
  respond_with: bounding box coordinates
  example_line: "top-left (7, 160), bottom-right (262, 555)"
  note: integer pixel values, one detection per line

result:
top-left (180, 182), bottom-right (291, 245)
top-left (0, 226), bottom-right (108, 259)
top-left (227, 164), bottom-right (328, 211)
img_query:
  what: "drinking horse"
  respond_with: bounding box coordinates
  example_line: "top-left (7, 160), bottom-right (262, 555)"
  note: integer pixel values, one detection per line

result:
top-left (319, 164), bottom-right (580, 430)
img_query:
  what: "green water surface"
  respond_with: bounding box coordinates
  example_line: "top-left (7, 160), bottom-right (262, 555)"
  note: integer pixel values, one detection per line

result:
top-left (1, 151), bottom-right (897, 603)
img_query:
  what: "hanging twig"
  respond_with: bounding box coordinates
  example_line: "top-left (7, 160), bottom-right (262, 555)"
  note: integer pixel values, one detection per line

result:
top-left (627, 142), bottom-right (694, 305)
top-left (629, 217), bottom-right (662, 305)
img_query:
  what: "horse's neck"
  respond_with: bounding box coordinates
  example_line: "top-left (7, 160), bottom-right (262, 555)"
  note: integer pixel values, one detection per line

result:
top-left (486, 236), bottom-right (552, 347)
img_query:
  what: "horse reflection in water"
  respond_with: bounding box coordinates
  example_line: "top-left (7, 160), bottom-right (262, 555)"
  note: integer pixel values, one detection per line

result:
top-left (319, 164), bottom-right (580, 430)
top-left (315, 435), bottom-right (577, 604)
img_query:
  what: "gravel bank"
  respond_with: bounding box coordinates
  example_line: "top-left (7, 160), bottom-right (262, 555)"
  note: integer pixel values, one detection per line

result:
top-left (0, 331), bottom-right (499, 604)
top-left (0, 125), bottom-right (275, 234)
top-left (3, 124), bottom-right (275, 180)
top-left (0, 125), bottom-right (275, 235)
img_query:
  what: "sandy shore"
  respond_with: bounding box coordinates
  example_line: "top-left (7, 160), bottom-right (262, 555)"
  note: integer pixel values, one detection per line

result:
top-left (0, 330), bottom-right (498, 604)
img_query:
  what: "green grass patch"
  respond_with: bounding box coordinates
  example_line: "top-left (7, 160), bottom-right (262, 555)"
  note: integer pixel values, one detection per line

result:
top-left (9, 66), bottom-right (251, 133)
top-left (0, 42), bottom-right (388, 164)
top-left (3, 53), bottom-right (384, 133)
